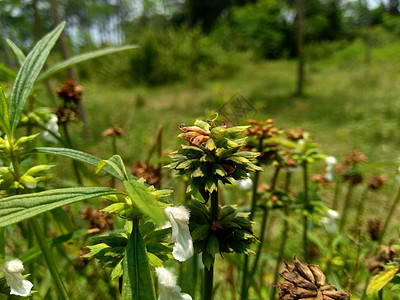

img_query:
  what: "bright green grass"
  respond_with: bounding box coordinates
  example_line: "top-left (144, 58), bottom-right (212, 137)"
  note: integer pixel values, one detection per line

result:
top-left (71, 42), bottom-right (400, 171)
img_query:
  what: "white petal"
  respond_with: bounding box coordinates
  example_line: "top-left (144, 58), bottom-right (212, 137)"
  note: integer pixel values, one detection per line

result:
top-left (0, 259), bottom-right (33, 297)
top-left (155, 267), bottom-right (192, 300)
top-left (325, 156), bottom-right (337, 165)
top-left (237, 178), bottom-right (253, 190)
top-left (164, 206), bottom-right (194, 262)
top-left (327, 209), bottom-right (340, 219)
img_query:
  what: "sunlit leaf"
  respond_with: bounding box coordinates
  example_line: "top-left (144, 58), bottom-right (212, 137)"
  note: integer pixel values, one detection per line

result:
top-left (0, 187), bottom-right (122, 227)
top-left (367, 265), bottom-right (399, 297)
top-left (9, 22), bottom-right (65, 132)
top-left (6, 39), bottom-right (26, 66)
top-left (37, 45), bottom-right (138, 82)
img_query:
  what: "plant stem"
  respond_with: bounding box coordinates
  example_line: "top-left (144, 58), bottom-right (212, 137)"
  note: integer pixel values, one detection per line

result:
top-left (240, 138), bottom-right (263, 300)
top-left (243, 167), bottom-right (280, 299)
top-left (380, 185), bottom-right (400, 243)
top-left (339, 183), bottom-right (355, 232)
top-left (354, 187), bottom-right (369, 227)
top-left (270, 172), bottom-right (292, 300)
top-left (30, 218), bottom-right (70, 300)
top-left (111, 135), bottom-right (117, 188)
top-left (0, 228), bottom-right (4, 259)
top-left (332, 180), bottom-right (341, 210)
top-left (62, 122), bottom-right (82, 185)
top-left (203, 190), bottom-right (219, 300)
top-left (302, 160), bottom-right (309, 262)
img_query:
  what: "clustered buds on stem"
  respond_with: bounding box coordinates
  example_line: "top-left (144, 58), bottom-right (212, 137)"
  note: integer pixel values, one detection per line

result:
top-left (278, 257), bottom-right (350, 300)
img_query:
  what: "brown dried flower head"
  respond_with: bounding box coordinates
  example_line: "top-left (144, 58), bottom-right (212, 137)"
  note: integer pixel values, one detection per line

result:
top-left (342, 171), bottom-right (363, 185)
top-left (178, 124), bottom-right (210, 147)
top-left (56, 80), bottom-right (84, 104)
top-left (55, 107), bottom-right (79, 124)
top-left (81, 205), bottom-right (114, 233)
top-left (102, 126), bottom-right (124, 137)
top-left (343, 149), bottom-right (368, 166)
top-left (367, 218), bottom-right (382, 241)
top-left (311, 174), bottom-right (332, 187)
top-left (367, 175), bottom-right (386, 190)
top-left (366, 245), bottom-right (399, 275)
top-left (131, 161), bottom-right (161, 186)
top-left (285, 128), bottom-right (304, 141)
top-left (245, 119), bottom-right (278, 139)
top-left (278, 257), bottom-right (351, 300)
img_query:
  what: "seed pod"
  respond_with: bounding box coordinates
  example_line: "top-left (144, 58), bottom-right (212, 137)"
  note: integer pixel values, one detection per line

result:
top-left (294, 257), bottom-right (316, 284)
top-left (308, 265), bottom-right (326, 286)
top-left (319, 284), bottom-right (336, 291)
top-left (293, 274), bottom-right (317, 291)
top-left (292, 287), bottom-right (317, 298)
top-left (322, 290), bottom-right (351, 300)
top-left (278, 258), bottom-right (351, 300)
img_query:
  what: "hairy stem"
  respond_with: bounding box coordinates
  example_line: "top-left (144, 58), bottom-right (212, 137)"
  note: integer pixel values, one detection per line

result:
top-left (339, 183), bottom-right (355, 232)
top-left (203, 190), bottom-right (219, 300)
top-left (302, 160), bottom-right (309, 261)
top-left (270, 172), bottom-right (292, 300)
top-left (240, 138), bottom-right (263, 300)
top-left (380, 185), bottom-right (400, 243)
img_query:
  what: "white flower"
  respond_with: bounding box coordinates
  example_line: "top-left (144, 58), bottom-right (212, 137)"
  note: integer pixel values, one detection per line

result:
top-left (325, 156), bottom-right (337, 182)
top-left (236, 173), bottom-right (253, 190)
top-left (155, 267), bottom-right (192, 300)
top-left (42, 114), bottom-right (61, 143)
top-left (320, 209), bottom-right (340, 233)
top-left (0, 259), bottom-right (33, 297)
top-left (164, 206), bottom-right (194, 262)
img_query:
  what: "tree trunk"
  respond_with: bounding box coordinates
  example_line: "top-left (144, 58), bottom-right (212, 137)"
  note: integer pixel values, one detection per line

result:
top-left (295, 0), bottom-right (305, 96)
top-left (50, 0), bottom-right (89, 137)
top-left (32, 0), bottom-right (56, 106)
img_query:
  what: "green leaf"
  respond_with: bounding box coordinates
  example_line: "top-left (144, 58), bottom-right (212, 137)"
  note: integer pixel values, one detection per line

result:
top-left (6, 39), bottom-right (26, 66)
top-left (0, 187), bottom-right (122, 227)
top-left (206, 234), bottom-right (219, 256)
top-left (96, 155), bottom-right (128, 181)
top-left (9, 22), bottom-right (65, 132)
top-left (367, 265), bottom-right (399, 297)
top-left (38, 45), bottom-right (138, 82)
top-left (0, 63), bottom-right (17, 78)
top-left (19, 229), bottom-right (91, 263)
top-left (0, 89), bottom-right (10, 136)
top-left (123, 180), bottom-right (166, 225)
top-left (30, 147), bottom-right (122, 180)
top-left (122, 224), bottom-right (156, 300)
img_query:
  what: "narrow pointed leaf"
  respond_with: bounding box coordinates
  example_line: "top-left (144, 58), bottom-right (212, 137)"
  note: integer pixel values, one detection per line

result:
top-left (0, 89), bottom-right (10, 136)
top-left (38, 45), bottom-right (138, 82)
top-left (9, 22), bottom-right (65, 132)
top-left (6, 39), bottom-right (26, 66)
top-left (96, 155), bottom-right (128, 181)
top-left (124, 180), bottom-right (166, 225)
top-left (122, 224), bottom-right (156, 300)
top-left (0, 187), bottom-right (122, 227)
top-left (30, 147), bottom-right (122, 180)
top-left (367, 265), bottom-right (399, 297)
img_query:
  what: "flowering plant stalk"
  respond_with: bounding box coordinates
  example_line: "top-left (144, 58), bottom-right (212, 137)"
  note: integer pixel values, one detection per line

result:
top-left (167, 115), bottom-right (261, 300)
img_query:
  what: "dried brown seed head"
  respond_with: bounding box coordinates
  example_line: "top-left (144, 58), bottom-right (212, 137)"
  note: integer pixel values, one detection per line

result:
top-left (367, 174), bottom-right (386, 190)
top-left (131, 161), bottom-right (161, 186)
top-left (102, 126), bottom-right (124, 137)
top-left (367, 218), bottom-right (382, 241)
top-left (56, 80), bottom-right (83, 104)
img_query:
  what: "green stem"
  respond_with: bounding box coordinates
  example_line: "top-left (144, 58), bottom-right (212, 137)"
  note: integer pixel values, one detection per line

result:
top-left (339, 183), bottom-right (355, 232)
top-left (243, 167), bottom-right (280, 299)
top-left (111, 135), bottom-right (117, 188)
top-left (302, 160), bottom-right (309, 262)
top-left (240, 139), bottom-right (263, 300)
top-left (354, 187), bottom-right (369, 227)
top-left (62, 122), bottom-right (82, 185)
top-left (30, 218), bottom-right (70, 300)
top-left (332, 180), bottom-right (341, 210)
top-left (270, 172), bottom-right (292, 300)
top-left (203, 190), bottom-right (219, 300)
top-left (380, 185), bottom-right (400, 243)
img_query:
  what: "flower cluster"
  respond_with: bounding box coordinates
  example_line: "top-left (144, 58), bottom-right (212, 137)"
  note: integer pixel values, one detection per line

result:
top-left (167, 117), bottom-right (261, 202)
